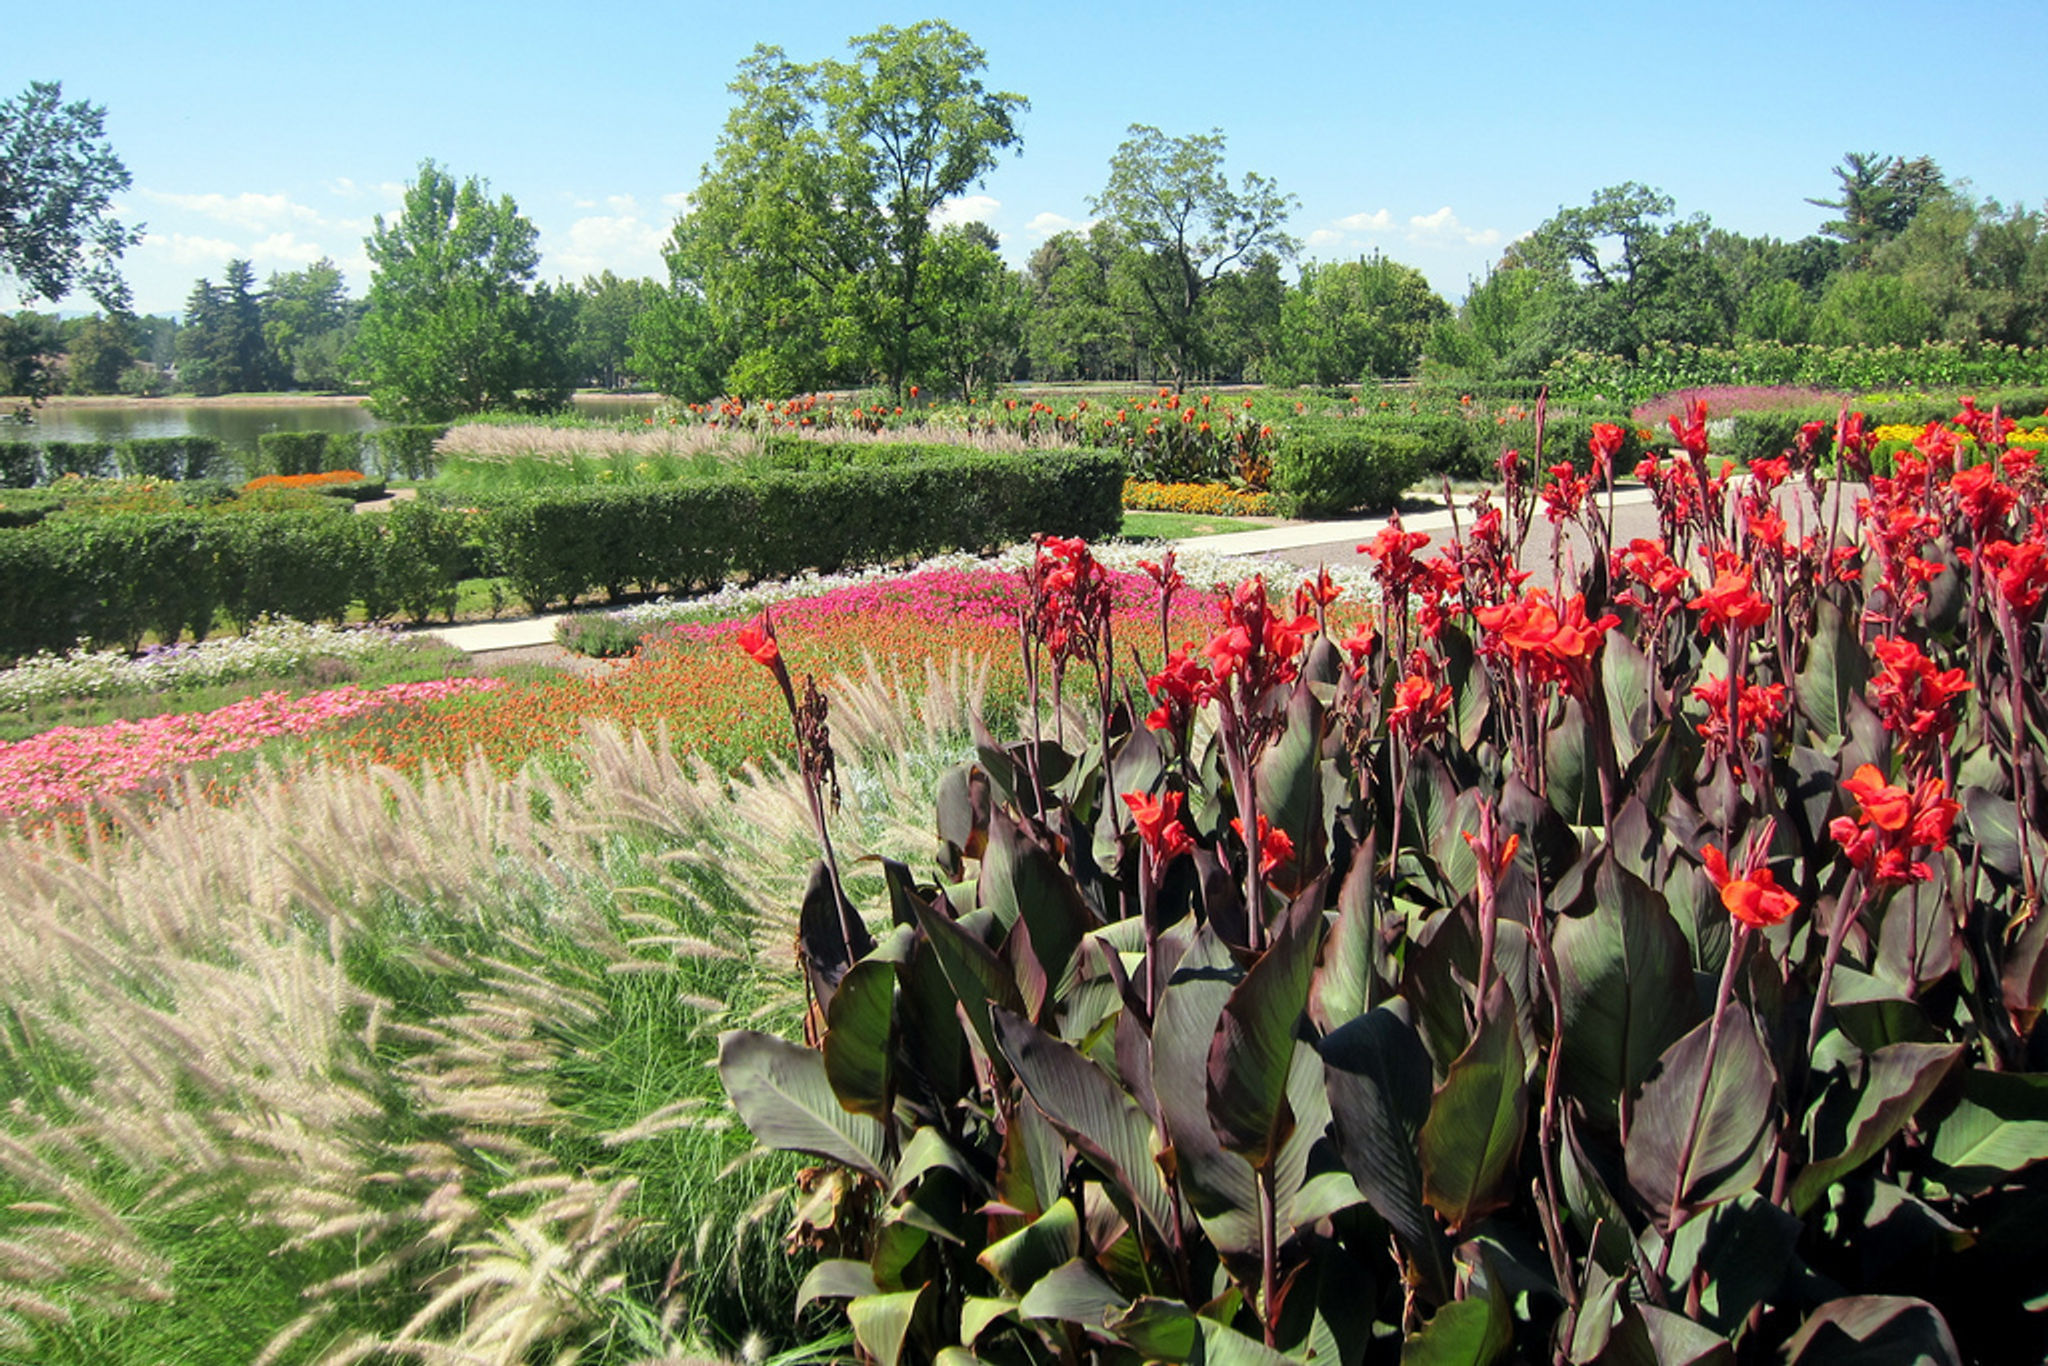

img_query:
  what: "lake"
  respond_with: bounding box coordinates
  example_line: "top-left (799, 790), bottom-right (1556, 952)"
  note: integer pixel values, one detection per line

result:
top-left (16, 394), bottom-right (665, 452)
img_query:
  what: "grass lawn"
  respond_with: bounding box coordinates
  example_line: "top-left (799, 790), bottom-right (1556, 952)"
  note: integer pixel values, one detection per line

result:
top-left (1118, 508), bottom-right (1275, 540)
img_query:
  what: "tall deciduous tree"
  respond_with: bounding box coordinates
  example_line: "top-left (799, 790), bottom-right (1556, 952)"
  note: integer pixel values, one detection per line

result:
top-left (0, 82), bottom-right (143, 315)
top-left (680, 21), bottom-right (1025, 398)
top-left (920, 221), bottom-right (1026, 398)
top-left (1271, 253), bottom-right (1449, 385)
top-left (1089, 125), bottom-right (1296, 389)
top-left (354, 161), bottom-right (574, 420)
top-left (263, 257), bottom-right (354, 389)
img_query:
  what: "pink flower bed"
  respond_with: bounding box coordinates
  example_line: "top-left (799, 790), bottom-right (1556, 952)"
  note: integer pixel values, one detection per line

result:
top-left (0, 677), bottom-right (502, 819)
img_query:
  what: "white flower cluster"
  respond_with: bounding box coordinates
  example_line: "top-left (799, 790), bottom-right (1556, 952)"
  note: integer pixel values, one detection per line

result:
top-left (0, 619), bottom-right (406, 712)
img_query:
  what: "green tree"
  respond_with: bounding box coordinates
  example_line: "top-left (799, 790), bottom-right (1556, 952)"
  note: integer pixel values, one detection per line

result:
top-left (62, 312), bottom-right (132, 394)
top-left (569, 271), bottom-right (659, 389)
top-left (262, 257), bottom-right (355, 389)
top-left (354, 161), bottom-right (575, 421)
top-left (0, 82), bottom-right (143, 314)
top-left (920, 222), bottom-right (1026, 398)
top-left (0, 310), bottom-right (62, 400)
top-left (1089, 125), bottom-right (1297, 389)
top-left (1270, 253), bottom-right (1450, 385)
top-left (1514, 183), bottom-right (1737, 364)
top-left (1023, 224), bottom-right (1135, 381)
top-left (1808, 152), bottom-right (1946, 265)
top-left (681, 21), bottom-right (1026, 398)
top-left (176, 277), bottom-right (227, 396)
top-left (1811, 271), bottom-right (1936, 347)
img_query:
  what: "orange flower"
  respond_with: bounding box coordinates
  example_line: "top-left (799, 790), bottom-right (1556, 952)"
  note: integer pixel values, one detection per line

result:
top-left (1701, 844), bottom-right (1798, 929)
top-left (1123, 789), bottom-right (1194, 864)
top-left (735, 616), bottom-right (779, 668)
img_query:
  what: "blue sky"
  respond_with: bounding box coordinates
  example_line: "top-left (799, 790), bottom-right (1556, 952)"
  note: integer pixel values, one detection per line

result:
top-left (8, 0), bottom-right (2043, 318)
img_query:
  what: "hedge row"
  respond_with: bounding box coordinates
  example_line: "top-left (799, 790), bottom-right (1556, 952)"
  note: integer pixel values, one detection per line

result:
top-left (0, 447), bottom-right (1121, 656)
top-left (0, 505), bottom-right (469, 658)
top-left (1712, 389), bottom-right (2048, 468)
top-left (475, 447), bottom-right (1122, 610)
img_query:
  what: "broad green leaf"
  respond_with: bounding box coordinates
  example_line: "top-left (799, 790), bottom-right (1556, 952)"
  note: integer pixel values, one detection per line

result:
top-left (992, 1007), bottom-right (1174, 1240)
top-left (1637, 1306), bottom-right (1734, 1365)
top-left (1312, 842), bottom-right (1378, 1033)
top-left (914, 897), bottom-right (1021, 1071)
top-left (1780, 1295), bottom-right (1961, 1365)
top-left (1440, 622), bottom-right (1491, 752)
top-left (977, 1197), bottom-right (1078, 1295)
top-left (1552, 861), bottom-right (1700, 1125)
top-left (1626, 1004), bottom-right (1775, 1214)
top-left (1546, 696), bottom-right (1601, 825)
top-left (1152, 927), bottom-right (1259, 1258)
top-left (1651, 1193), bottom-right (1801, 1335)
top-left (1795, 596), bottom-right (1868, 745)
top-left (1017, 1257), bottom-right (1130, 1324)
top-left (1198, 1318), bottom-right (1298, 1366)
top-left (716, 1029), bottom-right (885, 1180)
top-left (1322, 1004), bottom-right (1453, 1304)
top-left (1928, 1069), bottom-right (2048, 1192)
top-left (959, 1297), bottom-right (1016, 1347)
top-left (984, 812), bottom-right (1096, 1015)
top-left (1208, 889), bottom-right (1324, 1167)
top-left (1107, 1296), bottom-right (1200, 1361)
top-left (1419, 983), bottom-right (1528, 1232)
top-left (1256, 681), bottom-right (1325, 884)
top-left (822, 957), bottom-right (895, 1118)
top-left (1400, 1281), bottom-right (1510, 1365)
top-left (795, 1258), bottom-right (878, 1316)
top-left (1601, 628), bottom-right (1653, 768)
top-left (847, 1287), bottom-right (925, 1366)
top-left (1792, 1042), bottom-right (1963, 1213)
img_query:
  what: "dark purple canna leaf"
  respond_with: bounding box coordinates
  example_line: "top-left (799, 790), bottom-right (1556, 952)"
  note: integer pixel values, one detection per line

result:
top-left (1780, 1295), bottom-right (1960, 1366)
top-left (1626, 1003), bottom-right (1776, 1215)
top-left (1207, 884), bottom-right (1325, 1167)
top-left (717, 1029), bottom-right (886, 1181)
top-left (1418, 980), bottom-right (1528, 1233)
top-left (822, 955), bottom-right (896, 1119)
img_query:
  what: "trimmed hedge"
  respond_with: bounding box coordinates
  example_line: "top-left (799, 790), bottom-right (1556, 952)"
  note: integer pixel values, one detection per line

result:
top-left (1489, 413), bottom-right (1648, 476)
top-left (478, 447), bottom-right (1124, 610)
top-left (371, 424), bottom-right (449, 480)
top-left (41, 440), bottom-right (114, 480)
top-left (0, 446), bottom-right (1123, 654)
top-left (0, 442), bottom-right (37, 489)
top-left (257, 431), bottom-right (331, 478)
top-left (115, 435), bottom-right (226, 481)
top-left (1270, 424), bottom-right (1427, 517)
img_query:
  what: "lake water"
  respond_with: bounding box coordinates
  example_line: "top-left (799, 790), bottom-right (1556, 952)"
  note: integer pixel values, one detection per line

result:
top-left (17, 394), bottom-right (665, 453)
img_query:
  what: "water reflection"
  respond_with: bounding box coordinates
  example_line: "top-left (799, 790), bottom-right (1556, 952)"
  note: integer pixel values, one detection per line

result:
top-left (21, 395), bottom-right (663, 452)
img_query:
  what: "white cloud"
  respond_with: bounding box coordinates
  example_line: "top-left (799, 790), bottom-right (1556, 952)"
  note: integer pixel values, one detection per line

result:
top-left (1406, 206), bottom-right (1502, 247)
top-left (932, 194), bottom-right (1000, 229)
top-left (1305, 227), bottom-right (1345, 249)
top-left (1336, 209), bottom-right (1393, 233)
top-left (660, 189), bottom-right (693, 212)
top-left (606, 194), bottom-right (638, 215)
top-left (327, 177), bottom-right (405, 202)
top-left (550, 213), bottom-right (668, 280)
top-left (1024, 211), bottom-right (1094, 239)
top-left (140, 190), bottom-right (322, 232)
top-left (244, 232), bottom-right (326, 269)
top-left (139, 231), bottom-right (243, 266)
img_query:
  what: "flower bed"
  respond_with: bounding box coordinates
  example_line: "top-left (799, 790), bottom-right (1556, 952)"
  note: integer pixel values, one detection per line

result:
top-left (1121, 479), bottom-right (1280, 517)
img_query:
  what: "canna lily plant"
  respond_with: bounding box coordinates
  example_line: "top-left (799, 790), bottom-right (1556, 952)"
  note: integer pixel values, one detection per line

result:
top-left (718, 395), bottom-right (2048, 1364)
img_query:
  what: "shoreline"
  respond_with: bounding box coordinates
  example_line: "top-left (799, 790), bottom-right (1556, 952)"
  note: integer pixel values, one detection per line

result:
top-left (4, 393), bottom-right (371, 411)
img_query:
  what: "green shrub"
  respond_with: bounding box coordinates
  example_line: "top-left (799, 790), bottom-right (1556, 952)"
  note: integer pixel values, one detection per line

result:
top-left (115, 435), bottom-right (227, 481)
top-left (1351, 413), bottom-right (1482, 479)
top-left (479, 447), bottom-right (1123, 611)
top-left (0, 441), bottom-right (37, 488)
top-left (1270, 423), bottom-right (1425, 516)
top-left (554, 613), bottom-right (647, 657)
top-left (1487, 413), bottom-right (1647, 475)
top-left (324, 431), bottom-right (366, 475)
top-left (40, 440), bottom-right (114, 480)
top-left (215, 512), bottom-right (377, 630)
top-left (364, 500), bottom-right (466, 624)
top-left (256, 431), bottom-right (331, 478)
top-left (372, 423), bottom-right (448, 480)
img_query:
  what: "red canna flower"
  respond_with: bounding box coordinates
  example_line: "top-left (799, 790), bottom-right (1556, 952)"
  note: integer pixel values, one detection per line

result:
top-left (1668, 398), bottom-right (1711, 459)
top-left (1688, 554), bottom-right (1772, 635)
top-left (1701, 843), bottom-right (1799, 929)
top-left (1868, 636), bottom-right (1970, 763)
top-left (1829, 763), bottom-right (1959, 886)
top-left (1473, 589), bottom-right (1618, 697)
top-left (1588, 422), bottom-right (1626, 476)
top-left (736, 615), bottom-right (780, 668)
top-left (1387, 670), bottom-right (1454, 743)
top-left (1232, 813), bottom-right (1296, 876)
top-left (1966, 539), bottom-right (2048, 617)
top-left (1124, 788), bottom-right (1194, 863)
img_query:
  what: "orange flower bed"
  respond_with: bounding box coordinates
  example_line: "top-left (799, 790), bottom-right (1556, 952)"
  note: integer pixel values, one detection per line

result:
top-left (242, 469), bottom-right (370, 492)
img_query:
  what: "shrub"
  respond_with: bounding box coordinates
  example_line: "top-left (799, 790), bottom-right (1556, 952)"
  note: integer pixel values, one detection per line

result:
top-left (40, 440), bottom-right (114, 480)
top-left (256, 430), bottom-right (331, 478)
top-left (372, 423), bottom-right (449, 480)
top-left (1490, 412), bottom-right (1647, 475)
top-left (478, 447), bottom-right (1122, 611)
top-left (554, 613), bottom-right (647, 657)
top-left (115, 435), bottom-right (226, 481)
top-left (215, 512), bottom-right (378, 630)
top-left (0, 441), bottom-right (38, 488)
top-left (1270, 422), bottom-right (1426, 516)
top-left (365, 500), bottom-right (466, 624)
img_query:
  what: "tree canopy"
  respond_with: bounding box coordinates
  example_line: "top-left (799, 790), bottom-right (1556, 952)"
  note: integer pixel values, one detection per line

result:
top-left (0, 82), bottom-right (143, 316)
top-left (675, 21), bottom-right (1026, 398)
top-left (1089, 125), bottom-right (1296, 389)
top-left (353, 161), bottom-right (574, 421)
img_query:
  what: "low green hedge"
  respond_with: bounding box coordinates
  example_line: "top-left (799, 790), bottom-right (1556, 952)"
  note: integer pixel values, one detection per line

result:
top-left (478, 446), bottom-right (1123, 610)
top-left (371, 423), bottom-right (449, 480)
top-left (1270, 423), bottom-right (1427, 517)
top-left (256, 431), bottom-right (331, 477)
top-left (1488, 413), bottom-right (1647, 476)
top-left (115, 435), bottom-right (227, 481)
top-left (0, 446), bottom-right (1122, 654)
top-left (41, 440), bottom-right (114, 480)
top-left (0, 442), bottom-right (37, 489)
